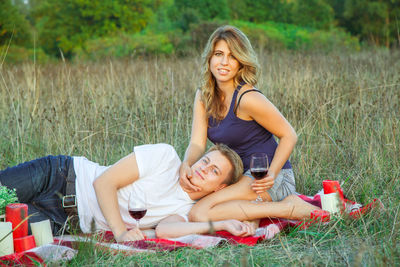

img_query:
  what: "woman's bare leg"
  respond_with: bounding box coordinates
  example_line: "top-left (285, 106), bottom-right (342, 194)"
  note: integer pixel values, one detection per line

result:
top-left (206, 195), bottom-right (320, 221)
top-left (189, 174), bottom-right (317, 222)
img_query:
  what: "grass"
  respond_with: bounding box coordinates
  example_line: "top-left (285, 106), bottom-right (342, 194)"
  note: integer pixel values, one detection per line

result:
top-left (0, 48), bottom-right (399, 266)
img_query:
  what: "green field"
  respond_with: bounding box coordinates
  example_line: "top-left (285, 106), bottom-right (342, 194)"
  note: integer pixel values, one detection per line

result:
top-left (0, 49), bottom-right (399, 265)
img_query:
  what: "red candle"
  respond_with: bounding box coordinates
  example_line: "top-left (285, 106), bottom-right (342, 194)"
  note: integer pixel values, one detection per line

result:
top-left (5, 203), bottom-right (28, 239)
top-left (323, 180), bottom-right (345, 198)
top-left (13, 235), bottom-right (36, 253)
top-left (323, 180), bottom-right (345, 210)
top-left (311, 210), bottom-right (330, 222)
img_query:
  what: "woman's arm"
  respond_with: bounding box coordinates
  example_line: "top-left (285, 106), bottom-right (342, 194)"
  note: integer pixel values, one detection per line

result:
top-left (155, 215), bottom-right (255, 238)
top-left (93, 153), bottom-right (144, 242)
top-left (238, 90), bottom-right (297, 193)
top-left (179, 90), bottom-right (209, 192)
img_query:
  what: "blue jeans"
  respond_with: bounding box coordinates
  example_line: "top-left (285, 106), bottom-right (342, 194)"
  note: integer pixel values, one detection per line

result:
top-left (0, 155), bottom-right (75, 235)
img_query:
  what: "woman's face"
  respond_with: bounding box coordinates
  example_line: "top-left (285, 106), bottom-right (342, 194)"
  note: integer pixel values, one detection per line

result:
top-left (209, 40), bottom-right (240, 88)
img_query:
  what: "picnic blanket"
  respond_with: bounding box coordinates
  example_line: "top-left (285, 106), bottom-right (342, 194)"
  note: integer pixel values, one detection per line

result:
top-left (0, 193), bottom-right (383, 266)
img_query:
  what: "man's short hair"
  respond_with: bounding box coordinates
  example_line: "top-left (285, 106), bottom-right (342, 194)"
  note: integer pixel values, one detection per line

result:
top-left (207, 143), bottom-right (243, 185)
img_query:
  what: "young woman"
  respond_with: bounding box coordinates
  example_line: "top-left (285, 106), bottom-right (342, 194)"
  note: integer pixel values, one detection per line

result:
top-left (179, 25), bottom-right (305, 222)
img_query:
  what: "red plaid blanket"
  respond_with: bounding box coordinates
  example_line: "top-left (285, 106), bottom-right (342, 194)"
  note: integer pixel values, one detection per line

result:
top-left (0, 194), bottom-right (383, 266)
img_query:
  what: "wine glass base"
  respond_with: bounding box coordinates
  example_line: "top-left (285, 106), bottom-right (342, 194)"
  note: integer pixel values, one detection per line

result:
top-left (251, 195), bottom-right (264, 204)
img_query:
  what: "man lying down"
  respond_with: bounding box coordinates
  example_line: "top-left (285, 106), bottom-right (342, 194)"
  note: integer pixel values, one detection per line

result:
top-left (0, 143), bottom-right (319, 242)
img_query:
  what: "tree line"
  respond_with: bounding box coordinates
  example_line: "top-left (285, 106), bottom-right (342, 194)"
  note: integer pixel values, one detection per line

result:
top-left (1, 0), bottom-right (399, 60)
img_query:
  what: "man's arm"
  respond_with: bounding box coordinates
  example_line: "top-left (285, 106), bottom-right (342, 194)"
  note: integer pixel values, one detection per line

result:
top-left (93, 152), bottom-right (143, 242)
top-left (189, 176), bottom-right (258, 222)
top-left (155, 215), bottom-right (255, 239)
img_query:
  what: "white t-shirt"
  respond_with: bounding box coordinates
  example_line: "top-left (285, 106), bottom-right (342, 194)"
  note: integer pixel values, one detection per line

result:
top-left (74, 143), bottom-right (195, 233)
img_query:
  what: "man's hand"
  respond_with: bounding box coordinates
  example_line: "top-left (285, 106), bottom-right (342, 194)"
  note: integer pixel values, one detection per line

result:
top-left (217, 220), bottom-right (256, 237)
top-left (179, 162), bottom-right (201, 192)
top-left (251, 171), bottom-right (275, 194)
top-left (115, 227), bottom-right (144, 242)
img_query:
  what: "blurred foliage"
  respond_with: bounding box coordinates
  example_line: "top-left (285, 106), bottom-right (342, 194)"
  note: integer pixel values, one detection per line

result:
top-left (172, 0), bottom-right (229, 31)
top-left (228, 0), bottom-right (293, 23)
top-left (290, 0), bottom-right (335, 30)
top-left (74, 32), bottom-right (174, 60)
top-left (189, 21), bottom-right (227, 50)
top-left (232, 20), bottom-right (360, 51)
top-left (329, 0), bottom-right (400, 47)
top-left (33, 0), bottom-right (159, 58)
top-left (0, 0), bottom-right (398, 62)
top-left (0, 45), bottom-right (50, 63)
top-left (75, 20), bottom-right (360, 60)
top-left (0, 0), bottom-right (32, 46)
top-left (228, 0), bottom-right (335, 30)
top-left (0, 186), bottom-right (18, 215)
top-left (342, 0), bottom-right (400, 47)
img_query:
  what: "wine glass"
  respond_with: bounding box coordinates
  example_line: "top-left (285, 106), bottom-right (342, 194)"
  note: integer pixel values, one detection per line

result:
top-left (128, 191), bottom-right (147, 228)
top-left (250, 153), bottom-right (269, 203)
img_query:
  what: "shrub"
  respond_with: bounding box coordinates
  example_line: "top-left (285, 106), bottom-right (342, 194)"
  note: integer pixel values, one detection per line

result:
top-left (0, 0), bottom-right (32, 47)
top-left (230, 21), bottom-right (286, 51)
top-left (231, 20), bottom-right (360, 51)
top-left (189, 21), bottom-right (226, 50)
top-left (74, 32), bottom-right (174, 61)
top-left (309, 28), bottom-right (360, 51)
top-left (0, 45), bottom-right (50, 64)
top-left (0, 186), bottom-right (18, 215)
top-left (34, 0), bottom-right (157, 58)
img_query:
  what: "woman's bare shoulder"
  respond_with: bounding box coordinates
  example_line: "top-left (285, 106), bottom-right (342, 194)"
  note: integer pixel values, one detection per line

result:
top-left (237, 84), bottom-right (269, 106)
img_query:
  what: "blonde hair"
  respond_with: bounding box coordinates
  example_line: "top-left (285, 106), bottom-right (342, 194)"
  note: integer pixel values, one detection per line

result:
top-left (207, 143), bottom-right (243, 185)
top-left (200, 25), bottom-right (260, 120)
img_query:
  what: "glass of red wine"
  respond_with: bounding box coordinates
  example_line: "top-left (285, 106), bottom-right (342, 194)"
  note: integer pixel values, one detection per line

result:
top-left (250, 153), bottom-right (269, 203)
top-left (128, 191), bottom-right (147, 228)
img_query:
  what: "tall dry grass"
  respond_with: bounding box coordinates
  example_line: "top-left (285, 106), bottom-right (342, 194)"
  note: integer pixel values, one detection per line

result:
top-left (0, 49), bottom-right (399, 265)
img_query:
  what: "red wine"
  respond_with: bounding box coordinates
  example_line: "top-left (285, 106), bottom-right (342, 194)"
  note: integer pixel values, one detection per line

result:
top-left (129, 208), bottom-right (147, 220)
top-left (250, 168), bottom-right (268, 180)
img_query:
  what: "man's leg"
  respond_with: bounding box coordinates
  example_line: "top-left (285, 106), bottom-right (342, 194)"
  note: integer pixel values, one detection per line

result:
top-left (0, 155), bottom-right (74, 234)
top-left (204, 195), bottom-right (320, 221)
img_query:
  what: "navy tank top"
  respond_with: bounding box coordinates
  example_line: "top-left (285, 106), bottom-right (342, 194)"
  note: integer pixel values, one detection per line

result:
top-left (207, 83), bottom-right (292, 172)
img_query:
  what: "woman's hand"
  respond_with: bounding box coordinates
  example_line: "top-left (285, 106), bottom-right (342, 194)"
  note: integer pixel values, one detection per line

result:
top-left (115, 227), bottom-right (144, 242)
top-left (251, 171), bottom-right (275, 194)
top-left (217, 219), bottom-right (256, 237)
top-left (179, 162), bottom-right (201, 192)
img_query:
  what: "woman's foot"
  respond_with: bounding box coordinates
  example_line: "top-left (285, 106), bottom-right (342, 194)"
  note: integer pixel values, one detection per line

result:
top-left (281, 195), bottom-right (321, 220)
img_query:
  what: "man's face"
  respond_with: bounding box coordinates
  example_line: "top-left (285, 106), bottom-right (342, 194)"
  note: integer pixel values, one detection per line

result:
top-left (190, 150), bottom-right (232, 194)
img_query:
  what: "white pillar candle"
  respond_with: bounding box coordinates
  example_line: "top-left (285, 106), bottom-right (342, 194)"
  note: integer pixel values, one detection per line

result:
top-left (321, 192), bottom-right (340, 214)
top-left (30, 220), bottom-right (54, 247)
top-left (0, 222), bottom-right (13, 256)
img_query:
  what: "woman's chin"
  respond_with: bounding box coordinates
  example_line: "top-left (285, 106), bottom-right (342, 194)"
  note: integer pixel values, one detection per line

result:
top-left (215, 77), bottom-right (235, 86)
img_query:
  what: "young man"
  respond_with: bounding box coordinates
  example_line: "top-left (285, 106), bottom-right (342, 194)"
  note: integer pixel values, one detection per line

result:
top-left (0, 143), bottom-right (253, 241)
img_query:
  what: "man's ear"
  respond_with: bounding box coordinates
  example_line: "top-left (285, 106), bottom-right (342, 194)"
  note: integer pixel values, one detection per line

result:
top-left (214, 183), bottom-right (227, 192)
